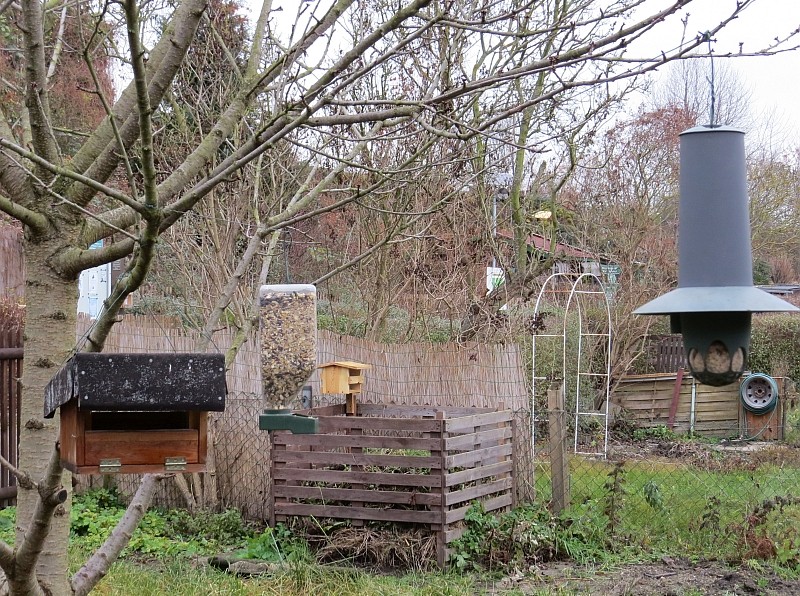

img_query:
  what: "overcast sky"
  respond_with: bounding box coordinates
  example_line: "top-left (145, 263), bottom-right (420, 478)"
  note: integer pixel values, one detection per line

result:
top-left (640, 0), bottom-right (800, 144)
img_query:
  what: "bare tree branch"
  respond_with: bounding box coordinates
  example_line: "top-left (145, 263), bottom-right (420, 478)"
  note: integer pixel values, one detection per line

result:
top-left (19, 0), bottom-right (60, 172)
top-left (71, 475), bottom-right (162, 596)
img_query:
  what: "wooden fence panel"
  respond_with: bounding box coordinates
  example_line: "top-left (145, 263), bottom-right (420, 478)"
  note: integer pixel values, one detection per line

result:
top-left (651, 335), bottom-right (686, 373)
top-left (0, 322), bottom-right (22, 507)
top-left (0, 226), bottom-right (24, 298)
top-left (614, 373), bottom-right (748, 437)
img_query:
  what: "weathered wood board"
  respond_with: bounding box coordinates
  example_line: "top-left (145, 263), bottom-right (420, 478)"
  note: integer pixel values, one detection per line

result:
top-left (615, 373), bottom-right (787, 439)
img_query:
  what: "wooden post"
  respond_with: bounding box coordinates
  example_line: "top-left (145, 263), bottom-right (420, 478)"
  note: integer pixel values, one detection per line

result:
top-left (667, 368), bottom-right (685, 430)
top-left (433, 411), bottom-right (447, 568)
top-left (345, 392), bottom-right (357, 416)
top-left (349, 423), bottom-right (364, 526)
top-left (548, 382), bottom-right (570, 514)
top-left (268, 431), bottom-right (279, 527)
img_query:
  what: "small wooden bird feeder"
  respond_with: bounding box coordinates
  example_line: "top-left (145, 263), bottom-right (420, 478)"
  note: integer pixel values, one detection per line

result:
top-left (44, 353), bottom-right (226, 474)
top-left (318, 361), bottom-right (370, 415)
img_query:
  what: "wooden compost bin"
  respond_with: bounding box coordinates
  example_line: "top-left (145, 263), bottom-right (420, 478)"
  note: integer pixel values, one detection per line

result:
top-left (270, 404), bottom-right (514, 566)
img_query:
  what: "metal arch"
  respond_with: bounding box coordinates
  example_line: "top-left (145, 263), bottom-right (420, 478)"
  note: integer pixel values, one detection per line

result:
top-left (531, 272), bottom-right (613, 461)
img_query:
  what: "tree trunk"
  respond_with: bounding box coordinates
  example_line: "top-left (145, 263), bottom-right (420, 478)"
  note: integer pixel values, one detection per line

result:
top-left (16, 236), bottom-right (79, 596)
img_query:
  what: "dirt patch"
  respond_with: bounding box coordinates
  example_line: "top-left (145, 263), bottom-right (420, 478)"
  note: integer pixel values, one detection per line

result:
top-left (606, 438), bottom-right (800, 472)
top-left (485, 558), bottom-right (800, 595)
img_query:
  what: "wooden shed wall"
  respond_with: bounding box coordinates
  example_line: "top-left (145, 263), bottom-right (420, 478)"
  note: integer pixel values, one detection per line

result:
top-left (614, 374), bottom-right (742, 437)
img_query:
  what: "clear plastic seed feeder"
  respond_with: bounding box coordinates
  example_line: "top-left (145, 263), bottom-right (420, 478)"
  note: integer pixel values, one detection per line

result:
top-left (258, 284), bottom-right (319, 433)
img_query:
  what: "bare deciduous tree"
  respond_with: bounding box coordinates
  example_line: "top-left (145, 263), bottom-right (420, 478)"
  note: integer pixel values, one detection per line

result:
top-left (0, 0), bottom-right (796, 593)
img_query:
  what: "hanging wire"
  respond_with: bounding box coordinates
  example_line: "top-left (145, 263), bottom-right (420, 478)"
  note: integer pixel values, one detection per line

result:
top-left (701, 32), bottom-right (717, 127)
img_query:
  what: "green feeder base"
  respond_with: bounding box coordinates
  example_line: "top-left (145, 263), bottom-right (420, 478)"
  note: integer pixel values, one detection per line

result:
top-left (259, 409), bottom-right (318, 434)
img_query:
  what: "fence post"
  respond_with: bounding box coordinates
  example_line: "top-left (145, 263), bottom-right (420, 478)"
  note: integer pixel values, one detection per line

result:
top-left (548, 381), bottom-right (570, 514)
top-left (434, 410), bottom-right (447, 567)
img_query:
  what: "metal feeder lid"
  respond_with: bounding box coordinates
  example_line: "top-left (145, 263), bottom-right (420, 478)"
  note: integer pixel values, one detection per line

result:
top-left (634, 286), bottom-right (799, 315)
top-left (679, 124), bottom-right (744, 136)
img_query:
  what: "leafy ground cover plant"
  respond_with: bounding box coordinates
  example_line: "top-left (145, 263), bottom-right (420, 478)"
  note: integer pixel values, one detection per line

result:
top-left (66, 488), bottom-right (257, 557)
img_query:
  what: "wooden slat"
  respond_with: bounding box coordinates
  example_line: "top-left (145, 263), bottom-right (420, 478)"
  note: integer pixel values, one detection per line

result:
top-left (72, 462), bottom-right (208, 475)
top-left (445, 493), bottom-right (513, 524)
top-left (274, 485), bottom-right (440, 506)
top-left (83, 429), bottom-right (199, 465)
top-left (273, 450), bottom-right (441, 469)
top-left (0, 348), bottom-right (23, 360)
top-left (444, 477), bottom-right (513, 507)
top-left (444, 410), bottom-right (512, 433)
top-left (272, 434), bottom-right (441, 450)
top-left (445, 460), bottom-right (513, 487)
top-left (444, 427), bottom-right (511, 451)
top-left (445, 443), bottom-right (512, 469)
top-left (295, 404), bottom-right (345, 416)
top-left (444, 526), bottom-right (469, 545)
top-left (317, 416), bottom-right (442, 433)
top-left (359, 405), bottom-right (492, 418)
top-left (274, 503), bottom-right (440, 524)
top-left (0, 324), bottom-right (21, 507)
top-left (273, 467), bottom-right (441, 488)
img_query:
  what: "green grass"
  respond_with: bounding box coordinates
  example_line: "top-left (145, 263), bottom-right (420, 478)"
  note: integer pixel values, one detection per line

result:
top-left (533, 457), bottom-right (800, 561)
top-left (88, 559), bottom-right (475, 596)
top-left (5, 449), bottom-right (800, 591)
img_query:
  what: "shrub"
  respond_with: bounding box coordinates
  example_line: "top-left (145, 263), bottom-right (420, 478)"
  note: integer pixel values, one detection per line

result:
top-left (750, 314), bottom-right (800, 382)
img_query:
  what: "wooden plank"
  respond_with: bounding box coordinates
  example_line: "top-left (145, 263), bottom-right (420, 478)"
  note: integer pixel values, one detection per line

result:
top-left (84, 429), bottom-right (199, 465)
top-left (693, 411), bottom-right (739, 422)
top-left (269, 430), bottom-right (282, 527)
top-left (316, 416), bottom-right (442, 433)
top-left (296, 404), bottom-right (345, 416)
top-left (444, 410), bottom-right (512, 433)
top-left (273, 450), bottom-right (441, 469)
top-left (73, 462), bottom-right (207, 475)
top-left (359, 405), bottom-right (492, 418)
top-left (445, 461), bottom-right (513, 487)
top-left (274, 485), bottom-right (441, 506)
top-left (444, 427), bottom-right (511, 451)
top-left (0, 348), bottom-right (23, 360)
top-left (275, 503), bottom-right (440, 524)
top-left (195, 411), bottom-right (208, 465)
top-left (273, 467), bottom-right (440, 487)
top-left (272, 434), bottom-right (441, 450)
top-left (444, 477), bottom-right (513, 507)
top-left (59, 401), bottom-right (79, 469)
top-left (548, 383), bottom-right (570, 514)
top-left (432, 410), bottom-right (447, 568)
top-left (444, 525), bottom-right (468, 545)
top-left (667, 368), bottom-right (684, 429)
top-left (445, 493), bottom-right (513, 524)
top-left (445, 443), bottom-right (512, 469)
top-left (346, 424), bottom-right (364, 526)
top-left (638, 419), bottom-right (738, 431)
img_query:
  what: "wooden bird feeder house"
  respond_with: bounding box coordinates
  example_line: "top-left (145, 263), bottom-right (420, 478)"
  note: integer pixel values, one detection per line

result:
top-left (45, 353), bottom-right (226, 474)
top-left (318, 361), bottom-right (370, 415)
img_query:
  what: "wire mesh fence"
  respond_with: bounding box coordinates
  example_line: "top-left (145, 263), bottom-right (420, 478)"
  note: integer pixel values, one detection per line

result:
top-left (517, 399), bottom-right (800, 562)
top-left (73, 313), bottom-right (800, 561)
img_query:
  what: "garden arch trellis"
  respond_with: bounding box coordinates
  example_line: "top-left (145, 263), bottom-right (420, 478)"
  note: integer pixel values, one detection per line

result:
top-left (530, 272), bottom-right (612, 458)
